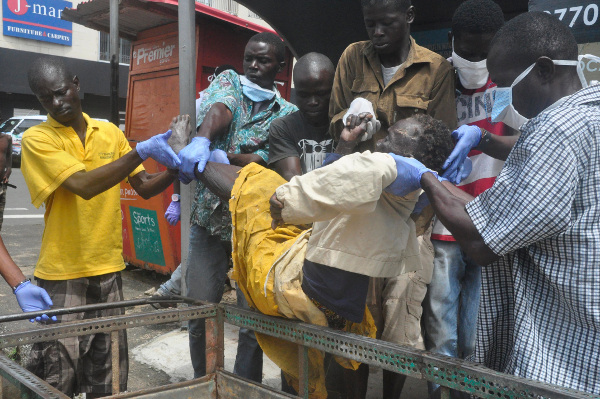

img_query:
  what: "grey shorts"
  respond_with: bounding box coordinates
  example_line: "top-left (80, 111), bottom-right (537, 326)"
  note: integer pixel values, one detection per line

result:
top-left (26, 272), bottom-right (128, 396)
top-left (367, 229), bottom-right (434, 349)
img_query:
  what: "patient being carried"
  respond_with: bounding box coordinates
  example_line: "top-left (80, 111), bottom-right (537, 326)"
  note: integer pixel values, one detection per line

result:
top-left (172, 113), bottom-right (453, 397)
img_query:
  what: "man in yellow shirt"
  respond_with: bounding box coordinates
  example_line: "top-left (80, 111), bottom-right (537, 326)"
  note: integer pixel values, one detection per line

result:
top-left (21, 56), bottom-right (180, 398)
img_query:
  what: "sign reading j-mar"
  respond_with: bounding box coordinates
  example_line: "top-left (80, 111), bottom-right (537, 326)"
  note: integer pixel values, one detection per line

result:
top-left (2, 0), bottom-right (72, 46)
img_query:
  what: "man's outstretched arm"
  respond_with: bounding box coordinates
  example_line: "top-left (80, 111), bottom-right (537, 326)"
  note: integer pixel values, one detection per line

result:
top-left (421, 172), bottom-right (498, 265)
top-left (129, 170), bottom-right (177, 200)
top-left (61, 128), bottom-right (180, 200)
top-left (194, 161), bottom-right (242, 202)
top-left (0, 235), bottom-right (55, 321)
top-left (62, 149), bottom-right (146, 200)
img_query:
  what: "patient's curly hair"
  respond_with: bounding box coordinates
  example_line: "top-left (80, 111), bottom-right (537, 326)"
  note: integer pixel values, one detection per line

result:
top-left (410, 114), bottom-right (454, 173)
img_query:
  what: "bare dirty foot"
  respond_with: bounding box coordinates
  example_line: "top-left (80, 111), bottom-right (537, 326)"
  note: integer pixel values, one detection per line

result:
top-left (167, 114), bottom-right (192, 154)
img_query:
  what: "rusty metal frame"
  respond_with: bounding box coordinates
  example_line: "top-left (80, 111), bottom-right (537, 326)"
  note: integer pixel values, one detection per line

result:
top-left (0, 302), bottom-right (597, 399)
top-left (0, 353), bottom-right (68, 399)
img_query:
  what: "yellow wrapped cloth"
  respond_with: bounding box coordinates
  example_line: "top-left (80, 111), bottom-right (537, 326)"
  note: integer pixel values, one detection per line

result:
top-left (229, 163), bottom-right (376, 398)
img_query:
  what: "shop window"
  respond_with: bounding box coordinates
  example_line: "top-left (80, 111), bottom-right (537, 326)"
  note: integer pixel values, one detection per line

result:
top-left (99, 32), bottom-right (132, 64)
top-left (198, 0), bottom-right (238, 15)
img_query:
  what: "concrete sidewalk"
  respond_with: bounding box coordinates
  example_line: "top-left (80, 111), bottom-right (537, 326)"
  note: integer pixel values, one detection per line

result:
top-left (131, 324), bottom-right (282, 387)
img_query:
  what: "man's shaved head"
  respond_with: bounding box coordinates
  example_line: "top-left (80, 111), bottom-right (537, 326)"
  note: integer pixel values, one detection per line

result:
top-left (293, 53), bottom-right (335, 126)
top-left (488, 12), bottom-right (581, 119)
top-left (28, 57), bottom-right (74, 94)
top-left (28, 56), bottom-right (82, 125)
top-left (490, 11), bottom-right (578, 71)
top-left (293, 52), bottom-right (335, 85)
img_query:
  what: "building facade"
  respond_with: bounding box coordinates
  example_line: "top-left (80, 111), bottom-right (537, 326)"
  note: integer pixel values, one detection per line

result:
top-left (0, 0), bottom-right (268, 125)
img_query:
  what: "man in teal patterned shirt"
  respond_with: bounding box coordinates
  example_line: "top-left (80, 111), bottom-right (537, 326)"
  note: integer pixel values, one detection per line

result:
top-left (177, 31), bottom-right (297, 381)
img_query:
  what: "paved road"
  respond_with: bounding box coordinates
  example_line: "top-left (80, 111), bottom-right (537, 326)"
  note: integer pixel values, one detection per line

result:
top-left (4, 168), bottom-right (45, 226)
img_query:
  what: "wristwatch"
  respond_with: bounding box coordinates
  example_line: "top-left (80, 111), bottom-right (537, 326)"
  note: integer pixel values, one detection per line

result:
top-left (12, 278), bottom-right (30, 293)
top-left (171, 194), bottom-right (180, 202)
top-left (478, 128), bottom-right (492, 149)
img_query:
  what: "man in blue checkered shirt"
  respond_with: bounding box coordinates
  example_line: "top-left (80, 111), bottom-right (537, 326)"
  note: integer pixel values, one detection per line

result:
top-left (386, 12), bottom-right (600, 394)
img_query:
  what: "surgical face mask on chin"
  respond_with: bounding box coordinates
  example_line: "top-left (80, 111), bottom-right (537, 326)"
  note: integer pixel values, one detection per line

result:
top-left (452, 40), bottom-right (489, 89)
top-left (240, 75), bottom-right (276, 102)
top-left (491, 55), bottom-right (597, 130)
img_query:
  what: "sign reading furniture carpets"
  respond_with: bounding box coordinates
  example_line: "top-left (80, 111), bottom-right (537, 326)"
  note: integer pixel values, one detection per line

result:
top-left (2, 0), bottom-right (72, 45)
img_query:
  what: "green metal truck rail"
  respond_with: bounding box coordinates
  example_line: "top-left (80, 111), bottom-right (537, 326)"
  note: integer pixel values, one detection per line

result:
top-left (0, 301), bottom-right (596, 399)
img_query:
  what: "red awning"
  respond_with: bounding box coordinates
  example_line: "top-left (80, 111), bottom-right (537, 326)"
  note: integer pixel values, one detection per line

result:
top-left (61, 0), bottom-right (275, 42)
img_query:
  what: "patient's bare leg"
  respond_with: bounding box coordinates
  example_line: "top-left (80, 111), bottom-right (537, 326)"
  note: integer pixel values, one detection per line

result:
top-left (194, 161), bottom-right (241, 201)
top-left (168, 114), bottom-right (192, 154)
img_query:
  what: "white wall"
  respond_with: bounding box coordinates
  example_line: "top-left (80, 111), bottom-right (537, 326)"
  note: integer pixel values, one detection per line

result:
top-left (0, 0), bottom-right (100, 61)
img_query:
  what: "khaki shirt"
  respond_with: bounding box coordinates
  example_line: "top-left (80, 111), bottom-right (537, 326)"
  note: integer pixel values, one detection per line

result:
top-left (276, 152), bottom-right (421, 278)
top-left (329, 38), bottom-right (457, 152)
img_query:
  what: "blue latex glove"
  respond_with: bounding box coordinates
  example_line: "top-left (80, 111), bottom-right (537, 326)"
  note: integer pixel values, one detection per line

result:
top-left (164, 201), bottom-right (180, 225)
top-left (441, 157), bottom-right (473, 183)
top-left (385, 153), bottom-right (435, 197)
top-left (412, 192), bottom-right (431, 215)
top-left (442, 125), bottom-right (481, 184)
top-left (14, 281), bottom-right (57, 323)
top-left (178, 137), bottom-right (211, 184)
top-left (412, 158), bottom-right (473, 215)
top-left (136, 130), bottom-right (182, 170)
top-left (322, 153), bottom-right (342, 167)
top-left (208, 149), bottom-right (230, 164)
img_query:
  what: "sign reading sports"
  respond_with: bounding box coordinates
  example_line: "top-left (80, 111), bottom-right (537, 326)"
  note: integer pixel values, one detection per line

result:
top-left (129, 206), bottom-right (166, 267)
top-left (2, 0), bottom-right (72, 45)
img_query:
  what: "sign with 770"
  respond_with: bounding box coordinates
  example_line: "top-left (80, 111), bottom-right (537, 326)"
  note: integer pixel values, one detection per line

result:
top-left (529, 0), bottom-right (600, 43)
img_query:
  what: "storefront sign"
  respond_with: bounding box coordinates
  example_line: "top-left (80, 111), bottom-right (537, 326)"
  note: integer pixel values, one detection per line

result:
top-left (529, 0), bottom-right (600, 43)
top-left (129, 206), bottom-right (166, 267)
top-left (2, 0), bottom-right (72, 45)
top-left (131, 35), bottom-right (179, 73)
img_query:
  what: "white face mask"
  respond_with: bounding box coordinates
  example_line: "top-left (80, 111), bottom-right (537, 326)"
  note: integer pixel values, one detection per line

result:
top-left (452, 39), bottom-right (489, 90)
top-left (491, 54), bottom-right (599, 130)
top-left (240, 75), bottom-right (276, 102)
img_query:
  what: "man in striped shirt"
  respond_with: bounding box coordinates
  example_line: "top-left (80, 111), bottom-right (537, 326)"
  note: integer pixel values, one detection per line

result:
top-left (391, 11), bottom-right (600, 394)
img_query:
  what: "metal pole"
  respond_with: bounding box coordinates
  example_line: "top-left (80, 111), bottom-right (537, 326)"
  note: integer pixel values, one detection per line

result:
top-left (0, 297), bottom-right (189, 324)
top-left (298, 345), bottom-right (309, 398)
top-left (205, 307), bottom-right (224, 375)
top-left (111, 330), bottom-right (120, 395)
top-left (109, 0), bottom-right (120, 125)
top-left (178, 0), bottom-right (196, 303)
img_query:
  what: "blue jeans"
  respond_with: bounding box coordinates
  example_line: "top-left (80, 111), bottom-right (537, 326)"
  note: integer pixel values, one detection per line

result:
top-left (186, 224), bottom-right (263, 381)
top-left (158, 263), bottom-right (182, 296)
top-left (423, 240), bottom-right (481, 397)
